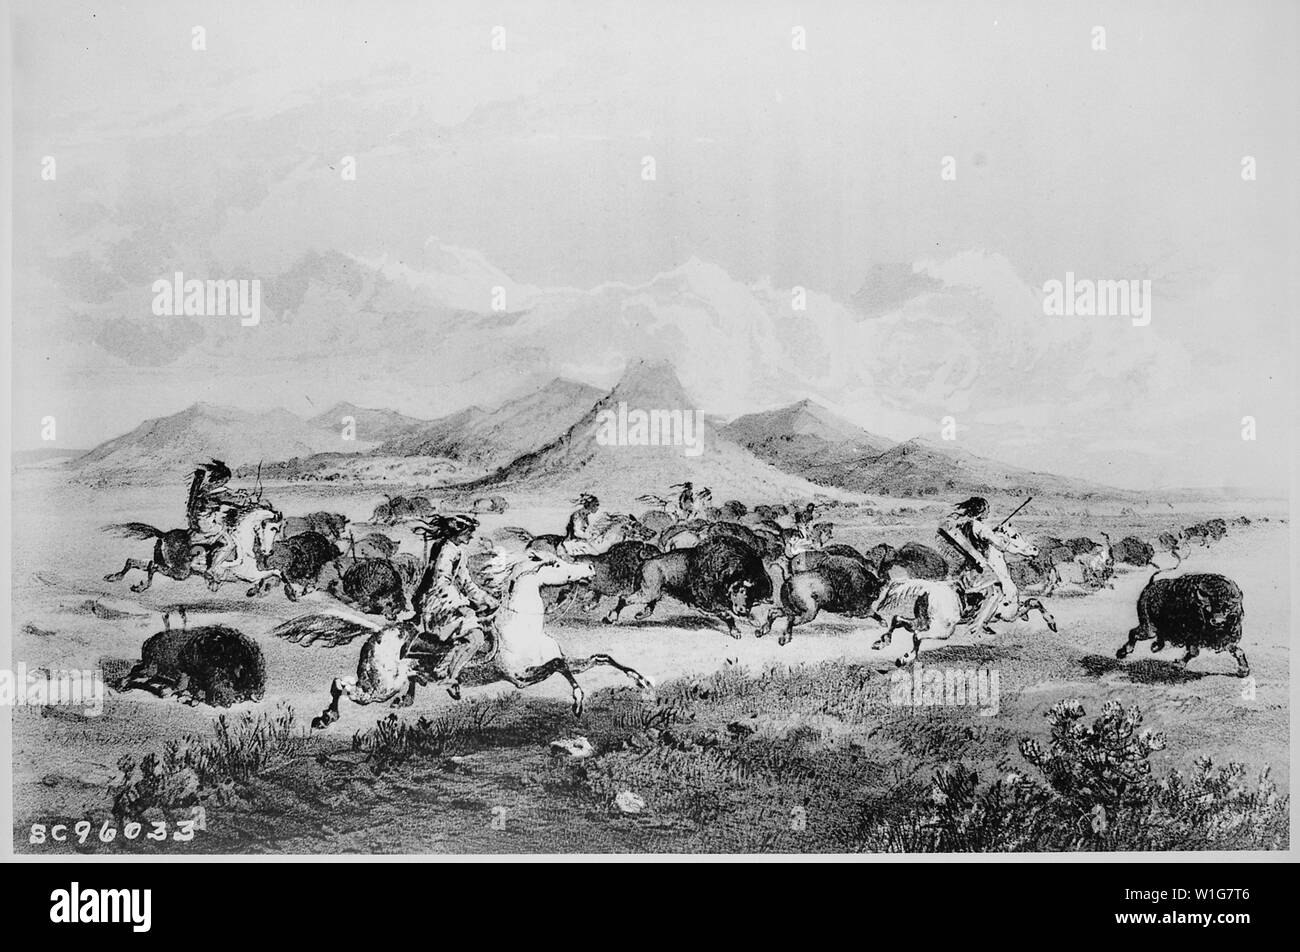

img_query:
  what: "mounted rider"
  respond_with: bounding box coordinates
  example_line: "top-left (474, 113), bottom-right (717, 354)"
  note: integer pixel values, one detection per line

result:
top-left (411, 514), bottom-right (499, 700)
top-left (186, 460), bottom-right (261, 561)
top-left (559, 493), bottom-right (601, 558)
top-left (940, 496), bottom-right (1020, 631)
top-left (671, 482), bottom-right (695, 520)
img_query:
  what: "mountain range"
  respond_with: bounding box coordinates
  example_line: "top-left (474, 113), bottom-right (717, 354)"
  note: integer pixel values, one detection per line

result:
top-left (64, 360), bottom-right (1124, 500)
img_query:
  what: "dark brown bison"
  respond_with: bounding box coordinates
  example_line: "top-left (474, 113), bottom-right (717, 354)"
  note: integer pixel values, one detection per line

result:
top-left (606, 538), bottom-right (773, 636)
top-left (1116, 562), bottom-right (1247, 676)
top-left (554, 540), bottom-right (662, 616)
top-left (326, 559), bottom-right (407, 620)
top-left (1111, 535), bottom-right (1156, 567)
top-left (119, 613), bottom-right (265, 707)
top-left (879, 542), bottom-right (950, 580)
top-left (267, 530), bottom-right (340, 596)
top-left (761, 555), bottom-right (884, 644)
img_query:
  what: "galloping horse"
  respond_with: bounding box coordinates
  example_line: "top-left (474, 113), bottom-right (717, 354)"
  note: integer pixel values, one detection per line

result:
top-left (105, 505), bottom-right (292, 599)
top-left (950, 522), bottom-right (1058, 634)
top-left (871, 522), bottom-right (1057, 663)
top-left (273, 549), bottom-right (655, 728)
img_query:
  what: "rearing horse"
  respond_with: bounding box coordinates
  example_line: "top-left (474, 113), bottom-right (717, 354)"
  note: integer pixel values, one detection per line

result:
top-left (272, 549), bottom-right (655, 728)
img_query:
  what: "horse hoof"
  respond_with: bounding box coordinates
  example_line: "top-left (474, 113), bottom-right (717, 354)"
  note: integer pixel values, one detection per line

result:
top-left (311, 714), bottom-right (336, 730)
top-left (1115, 647), bottom-right (1128, 659)
top-left (130, 583), bottom-right (147, 594)
top-left (446, 682), bottom-right (462, 702)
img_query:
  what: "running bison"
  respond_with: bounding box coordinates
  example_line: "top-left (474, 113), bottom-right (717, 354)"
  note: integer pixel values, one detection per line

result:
top-left (325, 558), bottom-right (408, 620)
top-left (554, 540), bottom-right (661, 617)
top-left (1116, 561), bottom-right (1248, 676)
top-left (1111, 535), bottom-right (1156, 567)
top-left (118, 612), bottom-right (266, 707)
top-left (761, 555), bottom-right (884, 644)
top-left (879, 542), bottom-right (950, 580)
top-left (606, 538), bottom-right (773, 636)
top-left (283, 511), bottom-right (349, 541)
top-left (267, 530), bottom-right (340, 596)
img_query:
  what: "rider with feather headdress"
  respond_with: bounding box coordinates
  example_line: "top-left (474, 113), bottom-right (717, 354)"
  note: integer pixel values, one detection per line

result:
top-left (559, 493), bottom-right (601, 557)
top-left (186, 460), bottom-right (259, 550)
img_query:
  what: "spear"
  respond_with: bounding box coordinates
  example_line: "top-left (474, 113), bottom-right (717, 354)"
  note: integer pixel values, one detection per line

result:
top-left (996, 496), bottom-right (1033, 530)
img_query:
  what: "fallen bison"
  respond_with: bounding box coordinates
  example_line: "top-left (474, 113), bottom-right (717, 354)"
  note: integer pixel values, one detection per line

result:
top-left (118, 611), bottom-right (266, 707)
top-left (1116, 558), bottom-right (1248, 676)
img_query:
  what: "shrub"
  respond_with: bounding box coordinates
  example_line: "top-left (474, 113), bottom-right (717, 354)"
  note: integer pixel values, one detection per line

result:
top-left (864, 700), bottom-right (1287, 852)
top-left (111, 703), bottom-right (304, 820)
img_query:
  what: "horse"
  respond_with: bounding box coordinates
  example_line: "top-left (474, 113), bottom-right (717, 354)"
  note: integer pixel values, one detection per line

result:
top-left (104, 505), bottom-right (291, 599)
top-left (871, 523), bottom-right (1056, 663)
top-left (500, 513), bottom-right (656, 558)
top-left (273, 549), bottom-right (655, 728)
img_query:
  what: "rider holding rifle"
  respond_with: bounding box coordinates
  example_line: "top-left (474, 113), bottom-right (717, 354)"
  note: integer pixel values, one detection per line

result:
top-left (942, 495), bottom-right (1027, 632)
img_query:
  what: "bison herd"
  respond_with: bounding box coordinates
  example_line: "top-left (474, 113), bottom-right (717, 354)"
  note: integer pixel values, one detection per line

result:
top-left (114, 496), bottom-right (1261, 708)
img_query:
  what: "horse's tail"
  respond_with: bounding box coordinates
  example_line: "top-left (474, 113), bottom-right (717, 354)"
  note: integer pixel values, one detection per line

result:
top-left (500, 526), bottom-right (534, 545)
top-left (103, 522), bottom-right (165, 540)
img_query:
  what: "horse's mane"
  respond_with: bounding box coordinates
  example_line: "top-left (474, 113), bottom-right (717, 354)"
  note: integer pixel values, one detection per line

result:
top-left (480, 549), bottom-right (544, 593)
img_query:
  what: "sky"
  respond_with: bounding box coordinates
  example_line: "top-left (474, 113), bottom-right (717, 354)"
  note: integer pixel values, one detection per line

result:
top-left (9, 0), bottom-right (1298, 490)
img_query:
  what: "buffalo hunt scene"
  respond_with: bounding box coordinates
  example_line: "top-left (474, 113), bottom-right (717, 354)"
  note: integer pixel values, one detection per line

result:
top-left (7, 2), bottom-right (1294, 855)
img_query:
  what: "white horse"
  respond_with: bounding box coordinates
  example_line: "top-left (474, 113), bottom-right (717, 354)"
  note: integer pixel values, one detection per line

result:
top-left (872, 523), bottom-right (1057, 664)
top-left (203, 505), bottom-right (292, 597)
top-left (273, 549), bottom-right (655, 728)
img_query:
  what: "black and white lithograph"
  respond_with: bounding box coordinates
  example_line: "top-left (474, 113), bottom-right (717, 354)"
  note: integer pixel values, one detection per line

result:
top-left (4, 1), bottom-right (1296, 857)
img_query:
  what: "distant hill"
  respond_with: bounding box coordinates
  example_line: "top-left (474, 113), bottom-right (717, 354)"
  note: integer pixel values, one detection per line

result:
top-left (722, 399), bottom-right (1122, 498)
top-left (71, 403), bottom-right (371, 484)
top-left (309, 402), bottom-right (429, 444)
top-left (721, 399), bottom-right (896, 473)
top-left (12, 447), bottom-right (86, 470)
top-left (68, 365), bottom-right (1130, 499)
top-left (465, 361), bottom-right (841, 504)
top-left (375, 378), bottom-right (604, 471)
top-left (806, 436), bottom-right (1122, 498)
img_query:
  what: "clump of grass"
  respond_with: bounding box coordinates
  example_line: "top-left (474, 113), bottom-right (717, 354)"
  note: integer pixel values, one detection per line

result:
top-left (111, 703), bottom-right (305, 820)
top-left (565, 665), bottom-right (1287, 853)
top-left (351, 694), bottom-right (517, 770)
